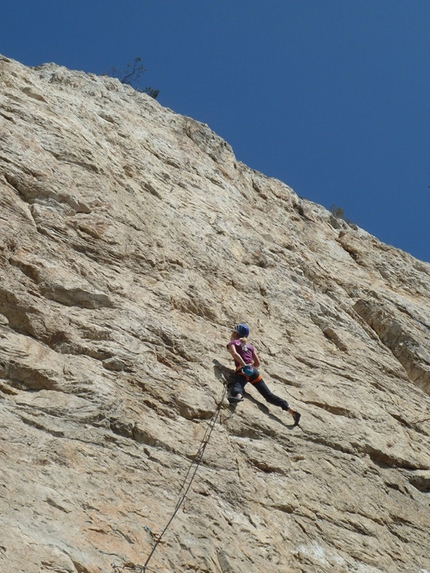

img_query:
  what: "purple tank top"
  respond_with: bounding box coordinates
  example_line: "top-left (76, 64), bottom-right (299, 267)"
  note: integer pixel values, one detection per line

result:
top-left (227, 339), bottom-right (254, 366)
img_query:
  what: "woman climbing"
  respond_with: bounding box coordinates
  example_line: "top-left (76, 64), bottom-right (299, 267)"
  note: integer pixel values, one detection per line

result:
top-left (227, 324), bottom-right (301, 426)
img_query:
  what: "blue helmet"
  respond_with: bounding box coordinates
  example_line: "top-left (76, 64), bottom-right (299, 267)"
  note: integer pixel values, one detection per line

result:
top-left (234, 323), bottom-right (250, 338)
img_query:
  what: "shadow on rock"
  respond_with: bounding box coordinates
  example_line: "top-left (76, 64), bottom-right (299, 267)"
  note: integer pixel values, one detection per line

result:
top-left (243, 393), bottom-right (301, 431)
top-left (212, 359), bottom-right (234, 388)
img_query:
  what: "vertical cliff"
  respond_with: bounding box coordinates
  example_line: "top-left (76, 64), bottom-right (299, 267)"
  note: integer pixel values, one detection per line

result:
top-left (1, 55), bottom-right (429, 573)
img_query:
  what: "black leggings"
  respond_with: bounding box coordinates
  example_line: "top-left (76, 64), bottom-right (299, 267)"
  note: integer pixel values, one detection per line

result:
top-left (231, 374), bottom-right (290, 410)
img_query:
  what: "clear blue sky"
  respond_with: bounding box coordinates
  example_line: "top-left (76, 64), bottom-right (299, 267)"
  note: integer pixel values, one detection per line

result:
top-left (2, 1), bottom-right (429, 262)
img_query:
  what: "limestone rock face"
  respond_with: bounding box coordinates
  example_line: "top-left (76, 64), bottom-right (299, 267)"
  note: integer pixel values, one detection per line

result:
top-left (1, 55), bottom-right (430, 573)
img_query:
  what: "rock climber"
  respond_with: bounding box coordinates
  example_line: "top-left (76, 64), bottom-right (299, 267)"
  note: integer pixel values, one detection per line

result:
top-left (227, 324), bottom-right (301, 426)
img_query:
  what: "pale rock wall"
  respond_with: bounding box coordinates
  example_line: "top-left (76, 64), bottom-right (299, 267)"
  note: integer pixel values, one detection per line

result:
top-left (0, 55), bottom-right (430, 573)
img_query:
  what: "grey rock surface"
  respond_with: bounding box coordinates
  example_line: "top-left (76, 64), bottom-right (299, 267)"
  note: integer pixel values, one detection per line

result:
top-left (1, 55), bottom-right (429, 573)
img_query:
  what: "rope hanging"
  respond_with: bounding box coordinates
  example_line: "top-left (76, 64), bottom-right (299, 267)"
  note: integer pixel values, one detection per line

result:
top-left (140, 381), bottom-right (228, 572)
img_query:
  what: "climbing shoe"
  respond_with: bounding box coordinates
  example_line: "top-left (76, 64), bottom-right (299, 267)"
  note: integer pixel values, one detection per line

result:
top-left (293, 411), bottom-right (301, 426)
top-left (228, 395), bottom-right (244, 403)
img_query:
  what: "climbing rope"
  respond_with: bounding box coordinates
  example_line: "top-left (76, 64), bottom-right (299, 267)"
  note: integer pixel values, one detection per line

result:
top-left (412, 416), bottom-right (430, 426)
top-left (112, 564), bottom-right (158, 573)
top-left (138, 380), bottom-right (228, 572)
